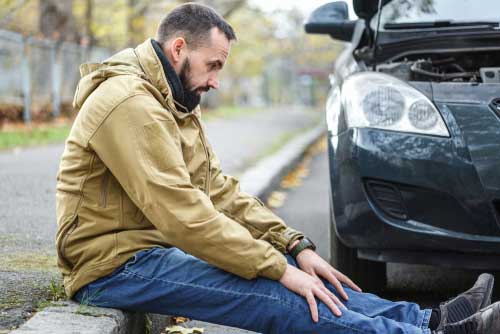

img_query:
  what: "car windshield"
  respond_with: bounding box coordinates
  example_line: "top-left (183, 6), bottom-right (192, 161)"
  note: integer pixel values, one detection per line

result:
top-left (370, 0), bottom-right (500, 31)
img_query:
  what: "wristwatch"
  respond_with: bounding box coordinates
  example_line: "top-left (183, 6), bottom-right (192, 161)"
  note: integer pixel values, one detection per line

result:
top-left (289, 237), bottom-right (316, 259)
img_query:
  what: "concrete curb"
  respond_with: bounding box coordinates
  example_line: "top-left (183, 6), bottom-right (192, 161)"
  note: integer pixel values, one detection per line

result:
top-left (240, 123), bottom-right (325, 199)
top-left (10, 122), bottom-right (325, 334)
top-left (9, 301), bottom-right (169, 334)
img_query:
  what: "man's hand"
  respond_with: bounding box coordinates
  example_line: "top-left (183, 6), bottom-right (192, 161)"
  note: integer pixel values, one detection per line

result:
top-left (296, 249), bottom-right (362, 301)
top-left (279, 264), bottom-right (344, 323)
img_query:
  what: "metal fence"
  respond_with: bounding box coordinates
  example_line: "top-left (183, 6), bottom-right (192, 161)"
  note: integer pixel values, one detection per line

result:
top-left (0, 29), bottom-right (111, 124)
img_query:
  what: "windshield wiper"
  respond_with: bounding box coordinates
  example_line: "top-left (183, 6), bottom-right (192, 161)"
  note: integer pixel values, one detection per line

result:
top-left (384, 20), bottom-right (500, 30)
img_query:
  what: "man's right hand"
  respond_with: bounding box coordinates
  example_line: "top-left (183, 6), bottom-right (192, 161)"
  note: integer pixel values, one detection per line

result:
top-left (279, 264), bottom-right (345, 323)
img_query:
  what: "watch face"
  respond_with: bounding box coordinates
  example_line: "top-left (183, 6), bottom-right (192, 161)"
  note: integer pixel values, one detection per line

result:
top-left (304, 237), bottom-right (316, 250)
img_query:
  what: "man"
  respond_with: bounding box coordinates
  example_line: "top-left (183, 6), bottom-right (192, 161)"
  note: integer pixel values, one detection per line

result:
top-left (56, 3), bottom-right (500, 334)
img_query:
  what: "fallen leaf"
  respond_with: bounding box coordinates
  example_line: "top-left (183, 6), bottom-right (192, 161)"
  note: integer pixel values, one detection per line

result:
top-left (266, 191), bottom-right (287, 208)
top-left (164, 325), bottom-right (204, 334)
top-left (172, 316), bottom-right (190, 324)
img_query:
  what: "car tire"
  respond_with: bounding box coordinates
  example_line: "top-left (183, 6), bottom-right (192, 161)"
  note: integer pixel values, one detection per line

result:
top-left (331, 228), bottom-right (387, 294)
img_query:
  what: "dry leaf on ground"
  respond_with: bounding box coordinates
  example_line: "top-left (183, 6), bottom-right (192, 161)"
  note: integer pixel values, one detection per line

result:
top-left (172, 316), bottom-right (190, 324)
top-left (163, 325), bottom-right (204, 334)
top-left (266, 191), bottom-right (287, 208)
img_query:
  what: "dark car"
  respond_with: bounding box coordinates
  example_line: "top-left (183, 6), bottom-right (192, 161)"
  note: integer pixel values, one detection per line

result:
top-left (305, 0), bottom-right (500, 291)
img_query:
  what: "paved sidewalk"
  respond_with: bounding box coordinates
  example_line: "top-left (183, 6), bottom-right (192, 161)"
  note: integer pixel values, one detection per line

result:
top-left (0, 106), bottom-right (321, 332)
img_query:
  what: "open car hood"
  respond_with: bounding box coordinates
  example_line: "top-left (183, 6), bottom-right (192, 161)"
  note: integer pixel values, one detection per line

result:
top-left (353, 0), bottom-right (392, 21)
top-left (351, 0), bottom-right (500, 63)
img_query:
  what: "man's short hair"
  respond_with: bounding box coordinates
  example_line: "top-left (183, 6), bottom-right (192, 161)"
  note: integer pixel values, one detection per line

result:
top-left (156, 3), bottom-right (236, 49)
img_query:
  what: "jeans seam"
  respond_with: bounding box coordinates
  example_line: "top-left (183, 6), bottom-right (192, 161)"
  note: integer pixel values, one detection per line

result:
top-left (121, 269), bottom-right (376, 334)
top-left (420, 309), bottom-right (432, 330)
top-left (122, 268), bottom-right (283, 301)
top-left (319, 315), bottom-right (378, 334)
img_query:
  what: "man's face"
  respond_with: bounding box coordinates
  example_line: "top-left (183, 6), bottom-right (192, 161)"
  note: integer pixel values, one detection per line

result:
top-left (179, 27), bottom-right (231, 111)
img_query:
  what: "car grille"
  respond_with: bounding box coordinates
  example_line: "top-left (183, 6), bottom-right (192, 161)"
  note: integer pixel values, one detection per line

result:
top-left (365, 180), bottom-right (408, 220)
top-left (489, 98), bottom-right (500, 119)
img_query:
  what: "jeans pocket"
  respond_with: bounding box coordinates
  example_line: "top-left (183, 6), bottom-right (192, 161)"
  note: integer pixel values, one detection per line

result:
top-left (123, 248), bottom-right (159, 270)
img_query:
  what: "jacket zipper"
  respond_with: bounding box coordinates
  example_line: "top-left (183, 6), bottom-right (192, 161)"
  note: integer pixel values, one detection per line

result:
top-left (100, 170), bottom-right (110, 207)
top-left (190, 114), bottom-right (211, 195)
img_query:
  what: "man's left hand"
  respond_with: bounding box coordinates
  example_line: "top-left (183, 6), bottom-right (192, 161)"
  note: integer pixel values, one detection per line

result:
top-left (296, 249), bottom-right (362, 301)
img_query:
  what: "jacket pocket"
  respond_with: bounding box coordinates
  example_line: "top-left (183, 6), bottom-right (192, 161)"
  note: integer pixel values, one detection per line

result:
top-left (120, 188), bottom-right (145, 225)
top-left (58, 215), bottom-right (79, 268)
top-left (99, 170), bottom-right (111, 208)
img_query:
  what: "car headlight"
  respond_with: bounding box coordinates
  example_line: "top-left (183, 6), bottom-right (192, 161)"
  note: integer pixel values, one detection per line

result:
top-left (341, 72), bottom-right (449, 137)
top-left (326, 86), bottom-right (341, 134)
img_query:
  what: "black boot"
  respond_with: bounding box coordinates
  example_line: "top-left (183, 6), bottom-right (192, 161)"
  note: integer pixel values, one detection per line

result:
top-left (433, 301), bottom-right (500, 334)
top-left (434, 273), bottom-right (494, 330)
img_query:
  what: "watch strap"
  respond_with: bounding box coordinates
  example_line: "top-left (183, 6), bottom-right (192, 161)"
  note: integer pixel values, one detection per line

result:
top-left (289, 237), bottom-right (316, 259)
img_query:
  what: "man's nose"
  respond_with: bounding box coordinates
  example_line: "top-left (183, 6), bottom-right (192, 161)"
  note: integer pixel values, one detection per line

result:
top-left (207, 74), bottom-right (219, 90)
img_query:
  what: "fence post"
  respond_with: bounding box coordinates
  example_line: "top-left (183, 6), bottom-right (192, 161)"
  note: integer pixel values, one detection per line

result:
top-left (21, 36), bottom-right (31, 124)
top-left (51, 41), bottom-right (61, 118)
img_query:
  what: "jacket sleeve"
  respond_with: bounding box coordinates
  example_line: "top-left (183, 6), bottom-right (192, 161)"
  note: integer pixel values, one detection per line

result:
top-left (206, 138), bottom-right (304, 254)
top-left (88, 95), bottom-right (287, 280)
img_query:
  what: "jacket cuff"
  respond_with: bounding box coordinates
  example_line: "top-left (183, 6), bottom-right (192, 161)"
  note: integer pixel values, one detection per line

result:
top-left (271, 227), bottom-right (304, 254)
top-left (257, 250), bottom-right (288, 280)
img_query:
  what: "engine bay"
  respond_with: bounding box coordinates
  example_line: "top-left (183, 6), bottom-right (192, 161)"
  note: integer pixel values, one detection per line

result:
top-left (377, 51), bottom-right (500, 83)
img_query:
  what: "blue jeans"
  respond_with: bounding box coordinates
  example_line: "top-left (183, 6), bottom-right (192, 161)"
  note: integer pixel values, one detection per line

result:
top-left (74, 247), bottom-right (431, 334)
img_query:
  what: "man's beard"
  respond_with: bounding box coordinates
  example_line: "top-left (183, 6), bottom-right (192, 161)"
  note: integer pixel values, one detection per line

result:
top-left (179, 58), bottom-right (203, 112)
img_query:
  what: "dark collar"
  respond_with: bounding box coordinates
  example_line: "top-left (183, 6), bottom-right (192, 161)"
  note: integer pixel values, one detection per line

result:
top-left (151, 39), bottom-right (188, 113)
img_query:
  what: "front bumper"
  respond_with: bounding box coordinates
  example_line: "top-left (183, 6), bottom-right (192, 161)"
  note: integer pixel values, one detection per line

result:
top-left (329, 126), bottom-right (500, 268)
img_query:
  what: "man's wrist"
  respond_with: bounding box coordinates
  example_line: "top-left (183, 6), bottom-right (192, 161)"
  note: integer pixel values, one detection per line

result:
top-left (288, 237), bottom-right (316, 259)
top-left (277, 228), bottom-right (304, 254)
top-left (287, 239), bottom-right (301, 252)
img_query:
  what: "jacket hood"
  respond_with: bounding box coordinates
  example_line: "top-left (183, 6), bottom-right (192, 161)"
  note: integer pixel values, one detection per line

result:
top-left (73, 38), bottom-right (177, 112)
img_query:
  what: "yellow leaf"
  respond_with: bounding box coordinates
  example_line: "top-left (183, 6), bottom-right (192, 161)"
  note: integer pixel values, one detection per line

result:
top-left (266, 191), bottom-right (287, 208)
top-left (163, 326), bottom-right (204, 334)
top-left (173, 317), bottom-right (190, 324)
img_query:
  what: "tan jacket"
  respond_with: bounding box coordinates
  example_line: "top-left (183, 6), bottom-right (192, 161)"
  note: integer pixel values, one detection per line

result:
top-left (56, 39), bottom-right (303, 298)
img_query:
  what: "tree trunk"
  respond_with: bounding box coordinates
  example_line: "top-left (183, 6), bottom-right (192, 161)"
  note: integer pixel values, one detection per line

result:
top-left (83, 0), bottom-right (94, 45)
top-left (39, 0), bottom-right (78, 41)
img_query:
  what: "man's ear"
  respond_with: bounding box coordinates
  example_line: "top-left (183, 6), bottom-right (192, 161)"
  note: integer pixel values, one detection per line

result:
top-left (169, 37), bottom-right (187, 64)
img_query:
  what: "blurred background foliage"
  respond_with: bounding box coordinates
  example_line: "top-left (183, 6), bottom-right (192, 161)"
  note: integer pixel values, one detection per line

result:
top-left (0, 0), bottom-right (344, 124)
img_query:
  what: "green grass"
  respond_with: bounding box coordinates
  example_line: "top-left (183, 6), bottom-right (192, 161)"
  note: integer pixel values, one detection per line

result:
top-left (0, 252), bottom-right (58, 272)
top-left (48, 278), bottom-right (66, 301)
top-left (35, 299), bottom-right (58, 311)
top-left (0, 125), bottom-right (71, 150)
top-left (35, 278), bottom-right (66, 311)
